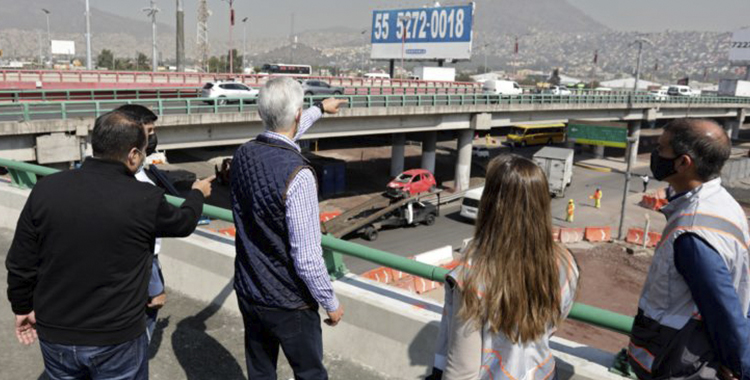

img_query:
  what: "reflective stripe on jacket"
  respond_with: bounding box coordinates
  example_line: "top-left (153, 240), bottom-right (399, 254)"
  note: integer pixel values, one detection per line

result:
top-left (629, 178), bottom-right (750, 379)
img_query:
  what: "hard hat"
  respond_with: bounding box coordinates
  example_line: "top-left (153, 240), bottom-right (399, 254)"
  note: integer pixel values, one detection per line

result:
top-left (568, 199), bottom-right (574, 203)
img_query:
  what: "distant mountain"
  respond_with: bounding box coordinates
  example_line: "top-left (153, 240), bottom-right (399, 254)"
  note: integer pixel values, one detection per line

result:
top-left (0, 0), bottom-right (173, 38)
top-left (367, 0), bottom-right (608, 35)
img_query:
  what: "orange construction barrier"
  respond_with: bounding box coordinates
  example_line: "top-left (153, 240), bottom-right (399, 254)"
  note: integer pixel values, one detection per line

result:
top-left (585, 226), bottom-right (612, 242)
top-left (626, 228), bottom-right (662, 248)
top-left (560, 228), bottom-right (585, 243)
top-left (361, 267), bottom-right (395, 284)
top-left (413, 277), bottom-right (441, 294)
top-left (218, 227), bottom-right (236, 237)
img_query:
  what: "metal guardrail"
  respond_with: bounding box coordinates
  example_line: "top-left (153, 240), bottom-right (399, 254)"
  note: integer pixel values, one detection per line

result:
top-left (1, 93), bottom-right (748, 123)
top-left (0, 156), bottom-right (634, 337)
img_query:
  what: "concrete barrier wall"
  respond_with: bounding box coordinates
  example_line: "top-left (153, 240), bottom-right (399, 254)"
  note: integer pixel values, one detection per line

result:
top-left (722, 157), bottom-right (750, 186)
top-left (0, 182), bottom-right (628, 380)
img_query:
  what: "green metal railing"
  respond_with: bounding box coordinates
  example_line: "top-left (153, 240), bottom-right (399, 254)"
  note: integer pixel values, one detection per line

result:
top-left (1, 93), bottom-right (749, 123)
top-left (0, 156), bottom-right (634, 337)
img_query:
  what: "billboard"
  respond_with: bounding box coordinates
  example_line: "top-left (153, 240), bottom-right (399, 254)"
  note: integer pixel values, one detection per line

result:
top-left (729, 28), bottom-right (750, 66)
top-left (51, 40), bottom-right (75, 55)
top-left (370, 3), bottom-right (474, 61)
top-left (568, 120), bottom-right (628, 148)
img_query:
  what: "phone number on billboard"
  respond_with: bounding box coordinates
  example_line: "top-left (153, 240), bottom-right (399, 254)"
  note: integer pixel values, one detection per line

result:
top-left (371, 5), bottom-right (473, 44)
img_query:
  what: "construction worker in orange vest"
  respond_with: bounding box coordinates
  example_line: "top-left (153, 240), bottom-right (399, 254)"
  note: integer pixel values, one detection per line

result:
top-left (590, 188), bottom-right (603, 209)
top-left (566, 199), bottom-right (575, 223)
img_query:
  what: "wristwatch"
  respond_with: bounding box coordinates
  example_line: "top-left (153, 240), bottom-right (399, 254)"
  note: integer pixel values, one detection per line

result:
top-left (313, 101), bottom-right (325, 114)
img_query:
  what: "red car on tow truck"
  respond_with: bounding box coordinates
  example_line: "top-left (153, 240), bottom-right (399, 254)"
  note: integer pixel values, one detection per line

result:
top-left (386, 169), bottom-right (437, 197)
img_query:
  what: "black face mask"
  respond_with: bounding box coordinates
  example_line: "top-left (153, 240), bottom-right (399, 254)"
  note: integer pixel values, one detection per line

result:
top-left (146, 134), bottom-right (158, 156)
top-left (650, 149), bottom-right (679, 181)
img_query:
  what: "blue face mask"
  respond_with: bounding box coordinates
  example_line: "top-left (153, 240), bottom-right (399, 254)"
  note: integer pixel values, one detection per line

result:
top-left (650, 149), bottom-right (679, 181)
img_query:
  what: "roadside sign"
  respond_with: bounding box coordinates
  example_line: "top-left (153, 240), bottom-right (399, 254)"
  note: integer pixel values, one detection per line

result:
top-left (568, 120), bottom-right (627, 148)
top-left (370, 3), bottom-right (474, 61)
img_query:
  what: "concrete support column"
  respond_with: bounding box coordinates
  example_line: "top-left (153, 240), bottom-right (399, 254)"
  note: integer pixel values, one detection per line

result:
top-left (454, 130), bottom-right (473, 192)
top-left (421, 132), bottom-right (437, 174)
top-left (729, 109), bottom-right (747, 141)
top-left (593, 145), bottom-right (605, 159)
top-left (627, 120), bottom-right (642, 168)
top-left (390, 133), bottom-right (405, 177)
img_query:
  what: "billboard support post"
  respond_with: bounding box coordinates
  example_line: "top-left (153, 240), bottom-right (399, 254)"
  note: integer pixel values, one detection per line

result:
top-left (389, 60), bottom-right (395, 80)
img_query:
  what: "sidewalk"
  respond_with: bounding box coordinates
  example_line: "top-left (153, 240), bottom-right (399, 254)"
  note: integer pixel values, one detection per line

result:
top-left (0, 228), bottom-right (395, 380)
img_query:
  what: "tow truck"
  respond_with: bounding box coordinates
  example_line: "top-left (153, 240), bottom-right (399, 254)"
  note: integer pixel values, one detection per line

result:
top-left (323, 191), bottom-right (440, 241)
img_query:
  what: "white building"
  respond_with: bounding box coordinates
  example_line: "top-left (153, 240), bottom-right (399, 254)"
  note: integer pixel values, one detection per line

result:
top-left (599, 77), bottom-right (661, 90)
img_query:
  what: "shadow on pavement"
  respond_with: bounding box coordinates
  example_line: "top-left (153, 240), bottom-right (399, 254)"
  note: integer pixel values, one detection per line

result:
top-left (408, 321), bottom-right (441, 378)
top-left (171, 281), bottom-right (246, 380)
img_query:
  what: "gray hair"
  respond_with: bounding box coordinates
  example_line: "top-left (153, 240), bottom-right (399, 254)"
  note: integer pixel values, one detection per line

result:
top-left (258, 77), bottom-right (304, 132)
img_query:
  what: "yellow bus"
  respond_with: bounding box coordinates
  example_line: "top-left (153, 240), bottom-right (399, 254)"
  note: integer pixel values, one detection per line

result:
top-left (506, 123), bottom-right (567, 147)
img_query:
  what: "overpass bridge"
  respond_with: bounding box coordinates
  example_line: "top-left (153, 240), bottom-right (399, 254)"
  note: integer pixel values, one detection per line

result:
top-left (0, 93), bottom-right (747, 191)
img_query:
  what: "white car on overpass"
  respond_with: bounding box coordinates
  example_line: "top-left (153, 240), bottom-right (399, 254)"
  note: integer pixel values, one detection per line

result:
top-left (201, 81), bottom-right (259, 105)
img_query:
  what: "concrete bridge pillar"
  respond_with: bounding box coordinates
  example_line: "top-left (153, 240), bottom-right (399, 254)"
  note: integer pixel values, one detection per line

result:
top-left (627, 120), bottom-right (642, 168)
top-left (728, 109), bottom-right (747, 141)
top-left (421, 132), bottom-right (437, 174)
top-left (454, 130), bottom-right (473, 192)
top-left (593, 145), bottom-right (605, 159)
top-left (390, 133), bottom-right (405, 177)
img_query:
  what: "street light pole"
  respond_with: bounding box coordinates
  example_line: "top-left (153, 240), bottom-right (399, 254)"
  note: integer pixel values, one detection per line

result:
top-left (176, 0), bottom-right (185, 72)
top-left (361, 29), bottom-right (368, 74)
top-left (42, 9), bottom-right (51, 67)
top-left (242, 17), bottom-right (248, 73)
top-left (631, 38), bottom-right (652, 93)
top-left (85, 0), bottom-right (92, 69)
top-left (142, 0), bottom-right (160, 72)
top-left (221, 0), bottom-right (235, 73)
top-left (483, 43), bottom-right (490, 74)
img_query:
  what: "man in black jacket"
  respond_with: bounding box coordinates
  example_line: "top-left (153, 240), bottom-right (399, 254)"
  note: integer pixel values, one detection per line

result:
top-left (5, 110), bottom-right (213, 380)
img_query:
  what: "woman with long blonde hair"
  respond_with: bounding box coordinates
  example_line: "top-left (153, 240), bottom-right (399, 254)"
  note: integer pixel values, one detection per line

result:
top-left (431, 154), bottom-right (579, 380)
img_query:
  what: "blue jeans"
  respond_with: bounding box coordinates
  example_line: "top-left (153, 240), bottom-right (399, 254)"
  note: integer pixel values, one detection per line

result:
top-left (39, 333), bottom-right (148, 380)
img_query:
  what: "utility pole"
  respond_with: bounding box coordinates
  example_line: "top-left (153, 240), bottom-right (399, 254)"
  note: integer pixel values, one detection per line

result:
top-left (85, 0), bottom-right (92, 69)
top-left (242, 17), bottom-right (248, 72)
top-left (37, 31), bottom-right (43, 69)
top-left (197, 0), bottom-right (210, 72)
top-left (290, 13), bottom-right (295, 64)
top-left (361, 29), bottom-right (368, 74)
top-left (221, 0), bottom-right (235, 73)
top-left (142, 0), bottom-right (160, 72)
top-left (42, 9), bottom-right (51, 67)
top-left (631, 38), bottom-right (652, 93)
top-left (176, 0), bottom-right (185, 72)
top-left (482, 43), bottom-right (490, 74)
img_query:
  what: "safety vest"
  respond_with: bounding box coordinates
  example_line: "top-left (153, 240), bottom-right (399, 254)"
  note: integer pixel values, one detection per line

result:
top-left (433, 249), bottom-right (579, 380)
top-left (594, 190), bottom-right (602, 200)
top-left (629, 178), bottom-right (750, 379)
top-left (567, 204), bottom-right (575, 214)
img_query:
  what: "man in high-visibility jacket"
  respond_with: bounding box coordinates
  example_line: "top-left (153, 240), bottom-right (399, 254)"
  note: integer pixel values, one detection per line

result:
top-left (628, 118), bottom-right (750, 380)
top-left (590, 188), bottom-right (603, 209)
top-left (566, 199), bottom-right (575, 222)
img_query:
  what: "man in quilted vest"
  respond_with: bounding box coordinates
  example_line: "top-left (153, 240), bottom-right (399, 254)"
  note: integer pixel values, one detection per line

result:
top-left (629, 118), bottom-right (750, 380)
top-left (230, 77), bottom-right (347, 380)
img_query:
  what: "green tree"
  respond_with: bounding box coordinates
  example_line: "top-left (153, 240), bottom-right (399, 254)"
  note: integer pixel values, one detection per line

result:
top-left (97, 49), bottom-right (114, 70)
top-left (136, 52), bottom-right (150, 71)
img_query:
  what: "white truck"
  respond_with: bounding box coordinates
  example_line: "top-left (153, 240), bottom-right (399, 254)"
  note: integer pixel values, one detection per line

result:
top-left (533, 147), bottom-right (574, 197)
top-left (412, 67), bottom-right (456, 82)
top-left (718, 79), bottom-right (750, 97)
top-left (482, 80), bottom-right (523, 96)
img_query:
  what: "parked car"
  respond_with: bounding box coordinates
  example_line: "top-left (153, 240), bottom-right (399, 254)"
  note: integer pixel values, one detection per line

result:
top-left (543, 85), bottom-right (573, 96)
top-left (667, 85), bottom-right (699, 97)
top-left (201, 81), bottom-right (259, 105)
top-left (300, 80), bottom-right (344, 96)
top-left (386, 169), bottom-right (437, 197)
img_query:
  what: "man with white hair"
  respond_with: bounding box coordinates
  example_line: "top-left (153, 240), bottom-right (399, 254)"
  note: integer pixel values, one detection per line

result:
top-left (230, 77), bottom-right (347, 379)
